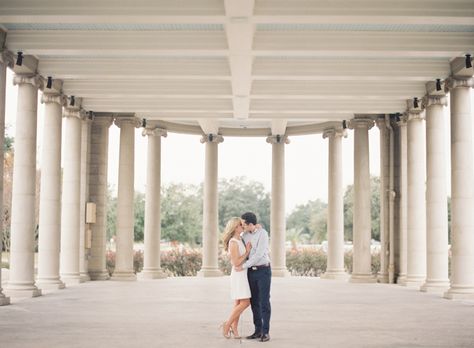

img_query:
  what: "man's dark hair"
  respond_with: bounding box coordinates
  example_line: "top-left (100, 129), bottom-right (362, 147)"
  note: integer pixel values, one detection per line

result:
top-left (241, 212), bottom-right (257, 225)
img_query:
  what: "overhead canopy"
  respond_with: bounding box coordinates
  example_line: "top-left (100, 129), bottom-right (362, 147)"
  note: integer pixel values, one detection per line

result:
top-left (0, 0), bottom-right (473, 135)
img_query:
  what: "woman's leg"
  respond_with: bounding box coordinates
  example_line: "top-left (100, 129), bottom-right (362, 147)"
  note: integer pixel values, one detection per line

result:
top-left (227, 299), bottom-right (251, 335)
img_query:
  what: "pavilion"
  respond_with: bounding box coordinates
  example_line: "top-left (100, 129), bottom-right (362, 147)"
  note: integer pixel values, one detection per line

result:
top-left (0, 0), bottom-right (473, 308)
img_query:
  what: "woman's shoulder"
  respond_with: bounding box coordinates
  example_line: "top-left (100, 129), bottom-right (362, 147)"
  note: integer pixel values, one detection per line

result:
top-left (229, 237), bottom-right (240, 243)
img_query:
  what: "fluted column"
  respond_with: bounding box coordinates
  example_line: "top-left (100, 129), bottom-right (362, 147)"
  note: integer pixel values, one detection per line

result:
top-left (349, 118), bottom-right (376, 283)
top-left (444, 77), bottom-right (474, 299)
top-left (0, 56), bottom-right (11, 305)
top-left (197, 134), bottom-right (223, 277)
top-left (36, 92), bottom-right (66, 290)
top-left (375, 118), bottom-right (390, 283)
top-left (267, 135), bottom-right (290, 277)
top-left (321, 128), bottom-right (348, 280)
top-left (111, 117), bottom-right (140, 281)
top-left (421, 92), bottom-right (450, 293)
top-left (4, 74), bottom-right (42, 297)
top-left (60, 106), bottom-right (83, 285)
top-left (88, 117), bottom-right (113, 280)
top-left (396, 116), bottom-right (408, 285)
top-left (138, 127), bottom-right (168, 280)
top-left (79, 115), bottom-right (92, 282)
top-left (405, 101), bottom-right (426, 288)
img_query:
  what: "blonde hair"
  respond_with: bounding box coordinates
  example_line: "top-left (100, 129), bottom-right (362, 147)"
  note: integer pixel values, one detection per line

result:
top-left (222, 217), bottom-right (242, 252)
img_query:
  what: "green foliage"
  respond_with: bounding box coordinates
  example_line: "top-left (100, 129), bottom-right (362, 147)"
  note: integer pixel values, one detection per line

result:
top-left (218, 177), bottom-right (270, 233)
top-left (286, 199), bottom-right (328, 244)
top-left (286, 249), bottom-right (327, 276)
top-left (161, 183), bottom-right (202, 245)
top-left (134, 192), bottom-right (145, 241)
top-left (106, 186), bottom-right (117, 241)
top-left (3, 131), bottom-right (14, 153)
top-left (160, 248), bottom-right (202, 276)
top-left (343, 176), bottom-right (381, 241)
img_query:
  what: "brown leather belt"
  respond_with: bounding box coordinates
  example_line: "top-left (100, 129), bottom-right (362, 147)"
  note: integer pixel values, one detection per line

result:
top-left (250, 264), bottom-right (271, 271)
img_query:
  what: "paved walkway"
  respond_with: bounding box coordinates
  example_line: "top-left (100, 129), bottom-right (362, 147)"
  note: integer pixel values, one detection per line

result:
top-left (1, 277), bottom-right (473, 348)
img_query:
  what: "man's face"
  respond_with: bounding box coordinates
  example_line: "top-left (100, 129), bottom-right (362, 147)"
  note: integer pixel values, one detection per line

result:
top-left (241, 220), bottom-right (254, 233)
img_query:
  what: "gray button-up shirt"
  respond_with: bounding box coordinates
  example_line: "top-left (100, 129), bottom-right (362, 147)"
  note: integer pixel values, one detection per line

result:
top-left (242, 227), bottom-right (271, 269)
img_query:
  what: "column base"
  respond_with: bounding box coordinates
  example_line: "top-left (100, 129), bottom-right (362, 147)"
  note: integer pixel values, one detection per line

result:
top-left (397, 274), bottom-right (407, 286)
top-left (444, 285), bottom-right (474, 300)
top-left (110, 271), bottom-right (137, 281)
top-left (271, 268), bottom-right (290, 277)
top-left (0, 295), bottom-right (10, 306)
top-left (80, 272), bottom-right (91, 282)
top-left (321, 270), bottom-right (349, 280)
top-left (197, 268), bottom-right (223, 277)
top-left (403, 275), bottom-right (425, 288)
top-left (4, 283), bottom-right (42, 298)
top-left (88, 270), bottom-right (110, 281)
top-left (350, 273), bottom-right (377, 283)
top-left (377, 272), bottom-right (389, 283)
top-left (138, 269), bottom-right (168, 280)
top-left (420, 280), bottom-right (450, 293)
top-left (61, 275), bottom-right (84, 286)
top-left (36, 279), bottom-right (66, 290)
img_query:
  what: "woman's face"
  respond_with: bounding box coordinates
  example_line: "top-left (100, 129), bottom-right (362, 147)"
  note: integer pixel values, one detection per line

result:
top-left (233, 221), bottom-right (243, 236)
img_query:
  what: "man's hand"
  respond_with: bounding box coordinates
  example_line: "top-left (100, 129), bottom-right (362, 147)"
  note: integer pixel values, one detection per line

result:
top-left (246, 241), bottom-right (252, 253)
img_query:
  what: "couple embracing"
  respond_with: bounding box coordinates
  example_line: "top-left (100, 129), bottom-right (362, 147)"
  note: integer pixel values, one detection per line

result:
top-left (221, 212), bottom-right (271, 342)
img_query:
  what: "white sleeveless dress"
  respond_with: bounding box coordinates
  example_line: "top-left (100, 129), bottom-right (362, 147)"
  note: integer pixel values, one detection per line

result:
top-left (229, 238), bottom-right (251, 300)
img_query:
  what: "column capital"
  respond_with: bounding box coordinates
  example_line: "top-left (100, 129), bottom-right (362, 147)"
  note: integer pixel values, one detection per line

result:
top-left (322, 127), bottom-right (347, 139)
top-left (375, 117), bottom-right (388, 130)
top-left (41, 93), bottom-right (67, 106)
top-left (0, 50), bottom-right (15, 69)
top-left (13, 74), bottom-right (43, 89)
top-left (92, 116), bottom-right (114, 128)
top-left (444, 77), bottom-right (474, 92)
top-left (266, 134), bottom-right (290, 144)
top-left (114, 117), bottom-right (141, 129)
top-left (422, 95), bottom-right (448, 109)
top-left (396, 113), bottom-right (408, 127)
top-left (200, 133), bottom-right (224, 144)
top-left (142, 127), bottom-right (167, 138)
top-left (348, 118), bottom-right (374, 130)
top-left (63, 108), bottom-right (84, 120)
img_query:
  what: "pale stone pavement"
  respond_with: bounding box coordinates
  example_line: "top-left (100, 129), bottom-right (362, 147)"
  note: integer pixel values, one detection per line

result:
top-left (1, 276), bottom-right (474, 348)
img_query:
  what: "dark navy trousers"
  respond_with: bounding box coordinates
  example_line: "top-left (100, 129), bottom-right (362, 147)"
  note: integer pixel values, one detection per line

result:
top-left (247, 266), bottom-right (271, 335)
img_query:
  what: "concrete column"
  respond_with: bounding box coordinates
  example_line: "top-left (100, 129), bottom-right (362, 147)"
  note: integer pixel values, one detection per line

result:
top-left (396, 117), bottom-right (408, 285)
top-left (321, 128), bottom-right (348, 280)
top-left (79, 116), bottom-right (92, 282)
top-left (36, 92), bottom-right (66, 290)
top-left (111, 117), bottom-right (140, 281)
top-left (88, 117), bottom-right (113, 280)
top-left (421, 92), bottom-right (450, 293)
top-left (0, 56), bottom-right (11, 305)
top-left (405, 101), bottom-right (427, 288)
top-left (60, 107), bottom-right (83, 285)
top-left (392, 122), bottom-right (402, 282)
top-left (267, 135), bottom-right (290, 277)
top-left (349, 118), bottom-right (376, 283)
top-left (197, 134), bottom-right (223, 277)
top-left (138, 127), bottom-right (168, 280)
top-left (4, 74), bottom-right (42, 297)
top-left (375, 118), bottom-right (390, 283)
top-left (444, 77), bottom-right (474, 299)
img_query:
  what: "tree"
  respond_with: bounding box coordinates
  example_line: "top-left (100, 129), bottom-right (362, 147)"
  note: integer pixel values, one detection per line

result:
top-left (217, 177), bottom-right (270, 233)
top-left (286, 199), bottom-right (327, 243)
top-left (106, 186), bottom-right (117, 241)
top-left (134, 192), bottom-right (145, 241)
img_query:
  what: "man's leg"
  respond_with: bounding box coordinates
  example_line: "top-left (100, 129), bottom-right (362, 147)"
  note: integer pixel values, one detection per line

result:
top-left (260, 267), bottom-right (272, 335)
top-left (248, 271), bottom-right (262, 334)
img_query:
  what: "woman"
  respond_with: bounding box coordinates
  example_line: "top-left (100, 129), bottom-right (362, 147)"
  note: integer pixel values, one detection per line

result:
top-left (221, 217), bottom-right (252, 339)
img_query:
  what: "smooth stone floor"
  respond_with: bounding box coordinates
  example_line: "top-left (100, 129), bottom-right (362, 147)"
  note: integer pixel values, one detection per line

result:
top-left (1, 276), bottom-right (474, 347)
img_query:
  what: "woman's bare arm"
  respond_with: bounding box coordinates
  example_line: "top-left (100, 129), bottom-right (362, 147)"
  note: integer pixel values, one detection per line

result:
top-left (229, 241), bottom-right (250, 266)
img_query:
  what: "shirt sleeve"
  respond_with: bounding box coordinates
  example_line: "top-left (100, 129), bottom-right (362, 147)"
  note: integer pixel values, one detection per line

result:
top-left (242, 229), bottom-right (269, 269)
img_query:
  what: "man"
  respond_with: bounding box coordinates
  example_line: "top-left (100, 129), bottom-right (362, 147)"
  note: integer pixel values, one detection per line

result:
top-left (237, 212), bottom-right (271, 342)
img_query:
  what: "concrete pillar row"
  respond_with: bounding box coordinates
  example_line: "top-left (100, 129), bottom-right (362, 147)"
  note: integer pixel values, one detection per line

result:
top-left (138, 127), bottom-right (168, 280)
top-left (88, 117), bottom-right (113, 280)
top-left (421, 93), bottom-right (450, 293)
top-left (444, 77), bottom-right (474, 299)
top-left (36, 92), bottom-right (66, 290)
top-left (111, 117), bottom-right (141, 281)
top-left (405, 101), bottom-right (427, 288)
top-left (4, 74), bottom-right (43, 298)
top-left (349, 118), bottom-right (376, 283)
top-left (375, 118), bottom-right (390, 283)
top-left (321, 128), bottom-right (348, 280)
top-left (197, 134), bottom-right (224, 277)
top-left (79, 116), bottom-right (93, 282)
top-left (267, 135), bottom-right (290, 277)
top-left (396, 116), bottom-right (408, 285)
top-left (0, 56), bottom-right (11, 305)
top-left (60, 107), bottom-right (84, 285)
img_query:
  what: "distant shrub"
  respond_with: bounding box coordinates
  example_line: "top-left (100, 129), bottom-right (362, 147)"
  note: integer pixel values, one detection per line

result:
top-left (286, 248), bottom-right (327, 276)
top-left (161, 248), bottom-right (202, 276)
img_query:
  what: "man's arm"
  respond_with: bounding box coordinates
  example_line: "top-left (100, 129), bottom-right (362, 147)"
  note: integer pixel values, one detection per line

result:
top-left (242, 229), bottom-right (269, 269)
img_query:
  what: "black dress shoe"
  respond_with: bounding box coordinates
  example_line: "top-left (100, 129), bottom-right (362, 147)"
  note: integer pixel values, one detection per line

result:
top-left (246, 332), bottom-right (262, 339)
top-left (260, 334), bottom-right (270, 342)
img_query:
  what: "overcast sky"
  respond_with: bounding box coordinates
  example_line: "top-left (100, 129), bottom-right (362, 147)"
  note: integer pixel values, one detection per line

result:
top-left (4, 69), bottom-right (473, 213)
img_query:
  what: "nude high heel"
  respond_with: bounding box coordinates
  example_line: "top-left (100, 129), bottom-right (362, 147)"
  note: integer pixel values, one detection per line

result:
top-left (219, 321), bottom-right (231, 339)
